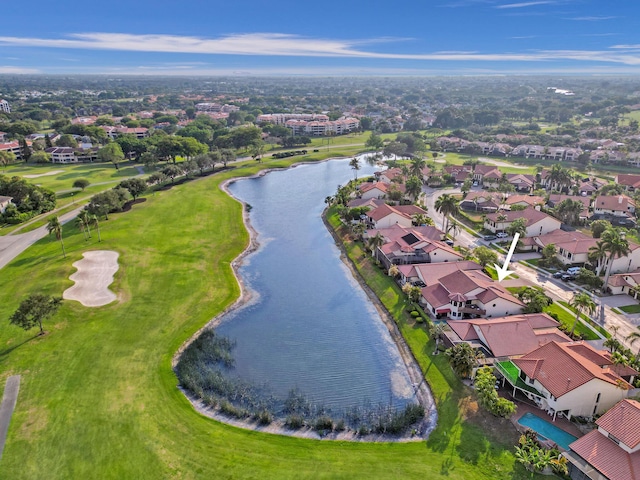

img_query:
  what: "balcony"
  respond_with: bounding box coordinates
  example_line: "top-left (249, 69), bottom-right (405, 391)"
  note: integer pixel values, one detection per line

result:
top-left (459, 305), bottom-right (486, 315)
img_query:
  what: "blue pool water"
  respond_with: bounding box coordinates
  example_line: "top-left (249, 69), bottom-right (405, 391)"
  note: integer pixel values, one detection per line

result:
top-left (517, 412), bottom-right (577, 450)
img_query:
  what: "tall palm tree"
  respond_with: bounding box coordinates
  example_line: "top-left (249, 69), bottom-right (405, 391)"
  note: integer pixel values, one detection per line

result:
top-left (626, 327), bottom-right (640, 354)
top-left (569, 292), bottom-right (596, 337)
top-left (410, 156), bottom-right (426, 178)
top-left (78, 210), bottom-right (92, 238)
top-left (435, 193), bottom-right (459, 233)
top-left (75, 217), bottom-right (88, 241)
top-left (367, 232), bottom-right (385, 256)
top-left (601, 228), bottom-right (630, 292)
top-left (90, 214), bottom-right (102, 242)
top-left (588, 240), bottom-right (608, 276)
top-left (349, 157), bottom-right (361, 181)
top-left (47, 216), bottom-right (66, 258)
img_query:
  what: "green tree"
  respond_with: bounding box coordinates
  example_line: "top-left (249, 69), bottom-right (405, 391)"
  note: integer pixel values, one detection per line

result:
top-left (435, 193), bottom-right (459, 232)
top-left (249, 140), bottom-right (266, 163)
top-left (76, 216), bottom-right (89, 241)
top-left (474, 367), bottom-right (516, 418)
top-left (349, 157), bottom-right (361, 180)
top-left (89, 213), bottom-right (101, 242)
top-left (56, 134), bottom-right (78, 148)
top-left (72, 178), bottom-right (90, 191)
top-left (518, 287), bottom-right (552, 314)
top-left (365, 132), bottom-right (384, 154)
top-left (162, 164), bottom-right (183, 184)
top-left (506, 217), bottom-right (527, 239)
top-left (98, 142), bottom-right (125, 170)
top-left (591, 219), bottom-right (612, 239)
top-left (20, 138), bottom-right (31, 162)
top-left (601, 228), bottom-right (630, 292)
top-left (405, 175), bottom-right (423, 203)
top-left (47, 216), bottom-right (66, 258)
top-left (140, 151), bottom-right (159, 169)
top-left (0, 150), bottom-right (16, 172)
top-left (220, 148), bottom-right (236, 168)
top-left (118, 178), bottom-right (147, 200)
top-left (9, 294), bottom-right (62, 335)
top-left (626, 327), bottom-right (640, 354)
top-left (474, 246), bottom-right (498, 267)
top-left (569, 292), bottom-right (596, 337)
top-left (461, 179), bottom-right (472, 196)
top-left (445, 343), bottom-right (480, 379)
top-left (554, 198), bottom-right (584, 225)
top-left (366, 232), bottom-right (385, 255)
top-left (78, 210), bottom-right (92, 239)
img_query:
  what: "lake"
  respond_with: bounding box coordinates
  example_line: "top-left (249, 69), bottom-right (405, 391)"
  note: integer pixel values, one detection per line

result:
top-left (218, 156), bottom-right (416, 413)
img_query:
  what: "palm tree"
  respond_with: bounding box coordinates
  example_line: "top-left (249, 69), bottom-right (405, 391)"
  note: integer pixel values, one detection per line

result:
top-left (75, 216), bottom-right (88, 241)
top-left (626, 327), bottom-right (640, 354)
top-left (435, 193), bottom-right (459, 233)
top-left (78, 210), bottom-right (92, 238)
top-left (47, 216), bottom-right (66, 258)
top-left (367, 232), bottom-right (385, 256)
top-left (90, 214), bottom-right (101, 242)
top-left (569, 292), bottom-right (596, 337)
top-left (410, 156), bottom-right (426, 178)
top-left (601, 228), bottom-right (630, 292)
top-left (412, 213), bottom-right (432, 226)
top-left (405, 175), bottom-right (423, 203)
top-left (349, 157), bottom-right (361, 181)
top-left (588, 240), bottom-right (608, 276)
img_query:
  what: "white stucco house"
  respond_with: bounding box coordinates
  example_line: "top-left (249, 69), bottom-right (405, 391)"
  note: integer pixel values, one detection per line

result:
top-left (500, 341), bottom-right (637, 421)
top-left (0, 195), bottom-right (13, 214)
top-left (366, 203), bottom-right (428, 229)
top-left (484, 208), bottom-right (562, 237)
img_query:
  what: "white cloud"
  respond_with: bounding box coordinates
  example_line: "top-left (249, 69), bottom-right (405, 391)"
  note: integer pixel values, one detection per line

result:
top-left (0, 32), bottom-right (640, 66)
top-left (0, 66), bottom-right (40, 74)
top-left (495, 1), bottom-right (555, 8)
top-left (570, 16), bottom-right (616, 21)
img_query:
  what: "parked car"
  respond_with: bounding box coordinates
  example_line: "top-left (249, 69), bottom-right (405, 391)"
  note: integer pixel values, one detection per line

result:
top-left (496, 232), bottom-right (509, 238)
top-left (472, 181), bottom-right (479, 187)
top-left (561, 273), bottom-right (575, 282)
top-left (552, 271), bottom-right (564, 279)
top-left (444, 239), bottom-right (454, 247)
top-left (483, 234), bottom-right (497, 241)
top-left (566, 267), bottom-right (582, 275)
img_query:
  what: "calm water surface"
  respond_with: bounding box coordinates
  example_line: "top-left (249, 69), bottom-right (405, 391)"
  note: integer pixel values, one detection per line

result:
top-left (218, 157), bottom-right (414, 411)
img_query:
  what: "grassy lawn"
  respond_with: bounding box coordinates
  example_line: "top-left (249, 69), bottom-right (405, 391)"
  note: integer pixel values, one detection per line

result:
top-left (618, 304), bottom-right (640, 314)
top-left (4, 161), bottom-right (143, 194)
top-left (544, 303), bottom-right (599, 340)
top-left (0, 154), bottom-right (539, 479)
top-left (557, 301), bottom-right (609, 338)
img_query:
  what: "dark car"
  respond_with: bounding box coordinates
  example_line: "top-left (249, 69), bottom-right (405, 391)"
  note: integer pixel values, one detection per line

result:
top-left (561, 273), bottom-right (575, 282)
top-left (483, 235), bottom-right (497, 241)
top-left (552, 271), bottom-right (564, 279)
top-left (445, 239), bottom-right (454, 247)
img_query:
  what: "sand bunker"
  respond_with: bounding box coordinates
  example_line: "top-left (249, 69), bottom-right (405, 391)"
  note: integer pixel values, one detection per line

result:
top-left (23, 170), bottom-right (63, 178)
top-left (63, 250), bottom-right (119, 307)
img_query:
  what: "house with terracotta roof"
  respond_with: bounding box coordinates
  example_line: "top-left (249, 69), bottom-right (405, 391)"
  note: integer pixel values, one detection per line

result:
top-left (472, 164), bottom-right (502, 184)
top-left (593, 195), bottom-right (636, 218)
top-left (547, 194), bottom-right (592, 211)
top-left (500, 341), bottom-right (637, 421)
top-left (376, 167), bottom-right (404, 184)
top-left (484, 208), bottom-right (562, 237)
top-left (365, 203), bottom-right (428, 229)
top-left (358, 181), bottom-right (390, 200)
top-left (0, 195), bottom-right (12, 214)
top-left (397, 261), bottom-right (524, 320)
top-left (503, 194), bottom-right (545, 210)
top-left (616, 173), bottom-right (640, 192)
top-left (608, 269), bottom-right (640, 295)
top-left (0, 141), bottom-right (23, 160)
top-left (564, 399), bottom-right (640, 480)
top-left (443, 313), bottom-right (571, 360)
top-left (459, 191), bottom-right (501, 212)
top-left (364, 224), bottom-right (458, 268)
top-left (505, 173), bottom-right (536, 192)
top-left (532, 230), bottom-right (598, 265)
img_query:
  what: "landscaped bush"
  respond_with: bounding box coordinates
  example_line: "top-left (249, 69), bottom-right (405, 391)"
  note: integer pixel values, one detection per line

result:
top-left (285, 415), bottom-right (305, 429)
top-left (474, 367), bottom-right (515, 418)
top-left (314, 416), bottom-right (334, 432)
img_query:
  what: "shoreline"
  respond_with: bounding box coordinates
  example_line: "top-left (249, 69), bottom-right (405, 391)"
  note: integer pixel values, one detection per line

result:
top-left (173, 157), bottom-right (436, 442)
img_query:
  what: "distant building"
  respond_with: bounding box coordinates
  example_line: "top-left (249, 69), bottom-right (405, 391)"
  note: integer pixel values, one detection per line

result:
top-left (0, 99), bottom-right (10, 113)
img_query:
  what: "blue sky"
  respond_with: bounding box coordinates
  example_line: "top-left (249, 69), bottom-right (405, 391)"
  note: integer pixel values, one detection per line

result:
top-left (1, 0), bottom-right (639, 75)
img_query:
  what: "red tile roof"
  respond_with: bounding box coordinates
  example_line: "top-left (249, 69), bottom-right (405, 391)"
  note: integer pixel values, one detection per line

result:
top-left (513, 341), bottom-right (636, 398)
top-left (569, 429), bottom-right (640, 480)
top-left (596, 399), bottom-right (640, 449)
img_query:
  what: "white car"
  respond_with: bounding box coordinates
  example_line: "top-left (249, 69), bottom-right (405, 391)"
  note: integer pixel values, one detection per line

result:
top-left (566, 267), bottom-right (582, 275)
top-left (496, 232), bottom-right (509, 238)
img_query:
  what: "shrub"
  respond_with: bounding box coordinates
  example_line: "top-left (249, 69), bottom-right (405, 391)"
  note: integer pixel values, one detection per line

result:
top-left (410, 310), bottom-right (420, 318)
top-left (285, 415), bottom-right (305, 430)
top-left (254, 409), bottom-right (273, 425)
top-left (314, 416), bottom-right (334, 432)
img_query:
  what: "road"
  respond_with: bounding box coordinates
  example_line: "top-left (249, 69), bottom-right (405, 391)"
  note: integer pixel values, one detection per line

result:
top-left (424, 185), bottom-right (639, 349)
top-left (0, 205), bottom-right (84, 271)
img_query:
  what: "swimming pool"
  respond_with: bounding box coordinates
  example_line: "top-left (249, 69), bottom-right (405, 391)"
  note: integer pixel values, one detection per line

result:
top-left (517, 412), bottom-right (578, 450)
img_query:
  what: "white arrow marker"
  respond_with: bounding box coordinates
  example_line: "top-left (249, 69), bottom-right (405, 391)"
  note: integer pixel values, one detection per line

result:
top-left (493, 232), bottom-right (520, 283)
